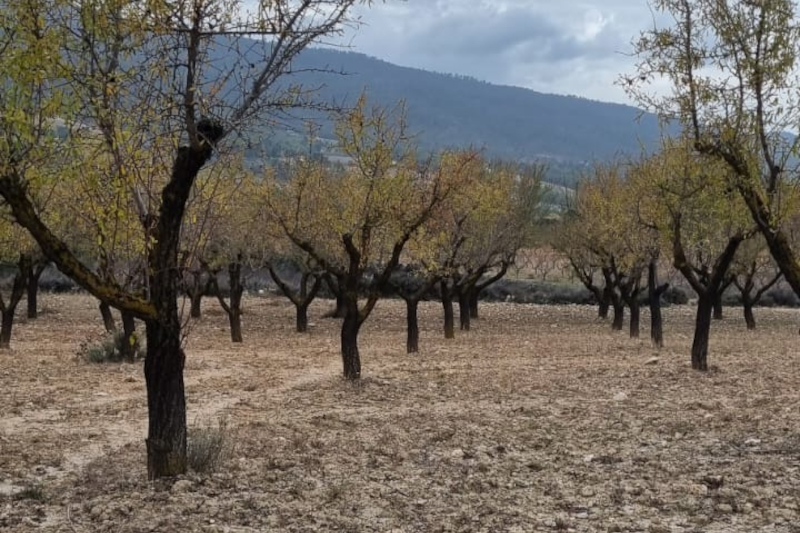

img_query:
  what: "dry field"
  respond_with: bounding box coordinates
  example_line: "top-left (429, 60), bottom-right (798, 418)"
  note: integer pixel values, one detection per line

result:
top-left (1, 293), bottom-right (800, 533)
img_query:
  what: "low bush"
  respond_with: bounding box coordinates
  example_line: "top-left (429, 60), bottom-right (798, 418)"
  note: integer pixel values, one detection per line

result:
top-left (187, 418), bottom-right (233, 473)
top-left (81, 331), bottom-right (145, 364)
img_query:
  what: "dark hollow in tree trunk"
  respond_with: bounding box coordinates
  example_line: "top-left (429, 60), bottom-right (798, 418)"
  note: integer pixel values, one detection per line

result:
top-left (611, 301), bottom-right (625, 331)
top-left (457, 291), bottom-right (471, 331)
top-left (691, 296), bottom-right (713, 371)
top-left (341, 297), bottom-right (362, 379)
top-left (469, 289), bottom-right (479, 319)
top-left (120, 311), bottom-right (138, 363)
top-left (99, 301), bottom-right (116, 332)
top-left (441, 280), bottom-right (455, 339)
top-left (406, 298), bottom-right (420, 353)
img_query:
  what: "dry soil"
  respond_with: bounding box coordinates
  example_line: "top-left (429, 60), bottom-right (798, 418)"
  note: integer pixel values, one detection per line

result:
top-left (1, 294), bottom-right (799, 532)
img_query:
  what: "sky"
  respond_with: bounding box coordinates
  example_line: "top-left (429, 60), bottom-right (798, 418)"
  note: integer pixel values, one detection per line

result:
top-left (338, 0), bottom-right (663, 105)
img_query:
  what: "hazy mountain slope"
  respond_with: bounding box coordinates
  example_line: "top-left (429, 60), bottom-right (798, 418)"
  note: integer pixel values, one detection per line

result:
top-left (280, 48), bottom-right (664, 162)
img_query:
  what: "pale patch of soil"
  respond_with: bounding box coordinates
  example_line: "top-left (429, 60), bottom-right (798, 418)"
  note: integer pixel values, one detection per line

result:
top-left (2, 294), bottom-right (800, 532)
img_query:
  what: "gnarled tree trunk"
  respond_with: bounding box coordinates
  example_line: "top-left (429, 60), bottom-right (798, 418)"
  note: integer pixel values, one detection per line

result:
top-left (25, 260), bottom-right (46, 319)
top-left (469, 289), bottom-right (479, 319)
top-left (0, 254), bottom-right (31, 350)
top-left (691, 295), bottom-right (713, 371)
top-left (441, 279), bottom-right (455, 339)
top-left (406, 298), bottom-right (420, 353)
top-left (628, 299), bottom-right (640, 339)
top-left (743, 299), bottom-right (756, 330)
top-left (611, 300), bottom-right (624, 331)
top-left (648, 261), bottom-right (668, 348)
top-left (120, 311), bottom-right (138, 362)
top-left (270, 267), bottom-right (322, 333)
top-left (99, 301), bottom-right (116, 332)
top-left (341, 294), bottom-right (361, 379)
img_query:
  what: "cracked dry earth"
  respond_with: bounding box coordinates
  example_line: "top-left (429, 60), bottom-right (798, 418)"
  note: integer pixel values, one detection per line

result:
top-left (1, 294), bottom-right (800, 533)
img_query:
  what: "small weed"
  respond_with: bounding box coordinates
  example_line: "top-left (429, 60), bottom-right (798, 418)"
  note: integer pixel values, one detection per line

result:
top-left (554, 516), bottom-right (570, 530)
top-left (187, 418), bottom-right (232, 473)
top-left (80, 331), bottom-right (145, 364)
top-left (14, 484), bottom-right (46, 502)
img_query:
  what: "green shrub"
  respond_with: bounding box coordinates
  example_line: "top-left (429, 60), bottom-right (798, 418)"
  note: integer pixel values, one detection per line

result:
top-left (81, 331), bottom-right (145, 364)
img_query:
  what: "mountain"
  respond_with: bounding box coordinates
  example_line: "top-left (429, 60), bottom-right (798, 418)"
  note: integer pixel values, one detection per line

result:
top-left (233, 47), bottom-right (667, 186)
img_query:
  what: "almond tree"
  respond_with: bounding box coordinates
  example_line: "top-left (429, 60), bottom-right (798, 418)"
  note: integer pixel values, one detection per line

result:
top-left (265, 99), bottom-right (467, 379)
top-left (560, 165), bottom-right (650, 336)
top-left (436, 158), bottom-right (544, 333)
top-left (731, 235), bottom-right (782, 330)
top-left (183, 164), bottom-right (256, 342)
top-left (635, 139), bottom-right (752, 370)
top-left (387, 150), bottom-right (483, 351)
top-left (0, 223), bottom-right (36, 349)
top-left (625, 0), bottom-right (800, 308)
top-left (0, 0), bottom-right (374, 479)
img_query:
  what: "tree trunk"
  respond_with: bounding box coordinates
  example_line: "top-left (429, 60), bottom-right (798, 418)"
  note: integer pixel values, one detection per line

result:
top-left (227, 260), bottom-right (244, 343)
top-left (691, 295), bottom-right (713, 371)
top-left (629, 300), bottom-right (640, 339)
top-left (457, 291), bottom-right (471, 331)
top-left (189, 291), bottom-right (202, 319)
top-left (648, 262), bottom-right (665, 348)
top-left (469, 289), bottom-right (479, 319)
top-left (600, 285), bottom-right (614, 319)
top-left (611, 301), bottom-right (624, 331)
top-left (0, 255), bottom-right (30, 349)
top-left (598, 297), bottom-right (610, 319)
top-left (99, 301), bottom-right (116, 332)
top-left (406, 298), bottom-right (420, 354)
top-left (142, 140), bottom-right (214, 479)
top-left (712, 292), bottom-right (723, 320)
top-left (144, 318), bottom-right (187, 479)
top-left (229, 310), bottom-right (242, 343)
top-left (743, 299), bottom-right (756, 330)
top-left (341, 297), bottom-right (361, 379)
top-left (120, 311), bottom-right (138, 363)
top-left (296, 303), bottom-right (309, 333)
top-left (0, 310), bottom-right (13, 349)
top-left (26, 265), bottom-right (44, 319)
top-left (441, 280), bottom-right (455, 339)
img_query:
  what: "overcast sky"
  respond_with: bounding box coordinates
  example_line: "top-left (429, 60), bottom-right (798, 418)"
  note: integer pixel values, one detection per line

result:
top-left (338, 0), bottom-right (661, 105)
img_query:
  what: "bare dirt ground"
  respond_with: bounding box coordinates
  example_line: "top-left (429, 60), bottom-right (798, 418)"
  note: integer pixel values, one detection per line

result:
top-left (1, 293), bottom-right (800, 533)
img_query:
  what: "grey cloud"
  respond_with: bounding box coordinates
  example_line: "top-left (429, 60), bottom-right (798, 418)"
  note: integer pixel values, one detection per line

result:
top-left (341, 0), bottom-right (657, 103)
